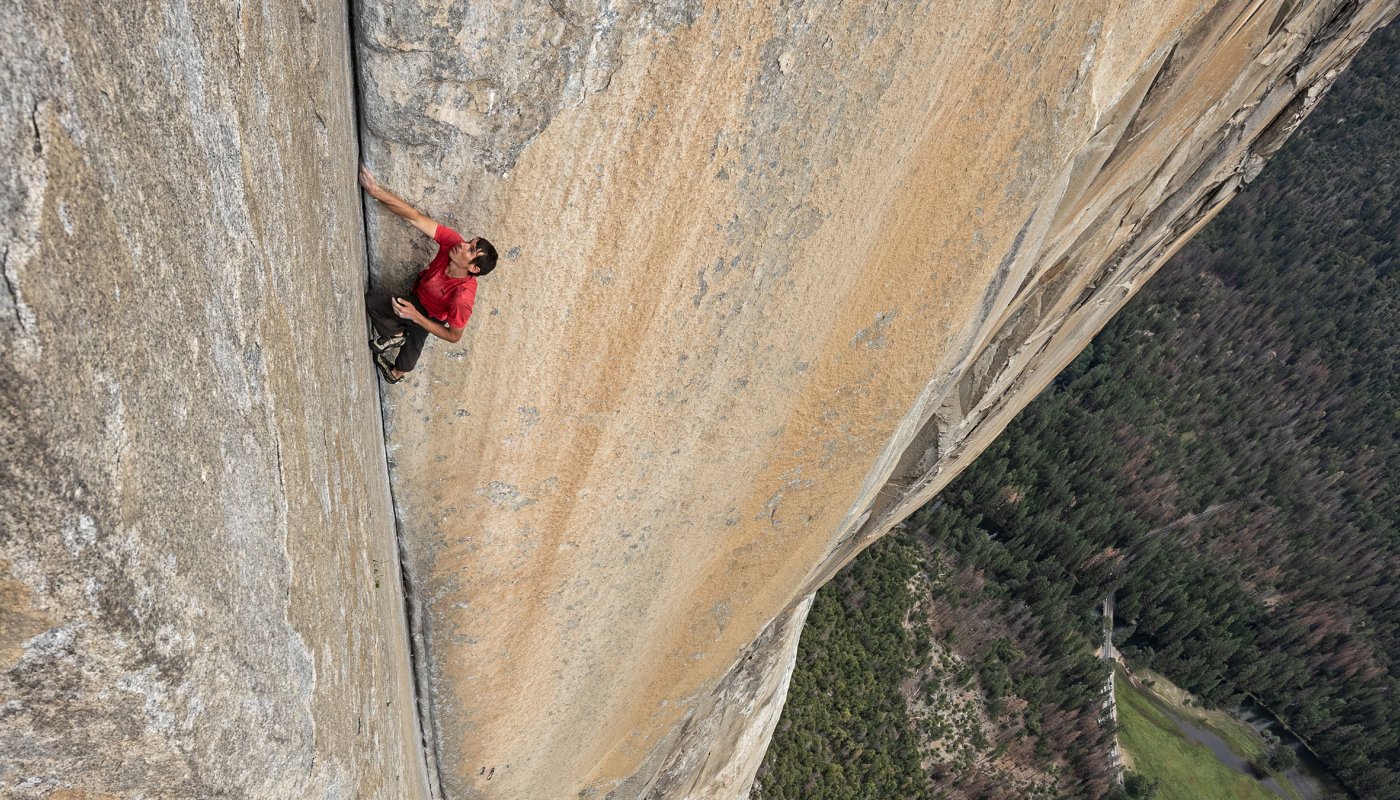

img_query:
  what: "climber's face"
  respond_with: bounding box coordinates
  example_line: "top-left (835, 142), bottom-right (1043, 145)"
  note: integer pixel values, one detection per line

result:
top-left (449, 238), bottom-right (484, 274)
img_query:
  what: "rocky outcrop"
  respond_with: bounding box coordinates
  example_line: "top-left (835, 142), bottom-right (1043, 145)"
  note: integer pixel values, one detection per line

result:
top-left (355, 1), bottom-right (1397, 798)
top-left (1, 2), bottom-right (427, 797)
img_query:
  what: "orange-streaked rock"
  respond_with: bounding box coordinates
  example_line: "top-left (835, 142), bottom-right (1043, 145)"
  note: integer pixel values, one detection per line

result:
top-left (356, 1), bottom-right (1397, 797)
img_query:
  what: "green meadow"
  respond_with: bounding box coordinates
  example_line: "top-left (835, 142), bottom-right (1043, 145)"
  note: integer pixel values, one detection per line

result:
top-left (1116, 667), bottom-right (1290, 800)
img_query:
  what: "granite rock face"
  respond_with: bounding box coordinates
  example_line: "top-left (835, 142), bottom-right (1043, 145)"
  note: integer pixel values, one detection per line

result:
top-left (355, 1), bottom-right (1397, 798)
top-left (1, 2), bottom-right (427, 797)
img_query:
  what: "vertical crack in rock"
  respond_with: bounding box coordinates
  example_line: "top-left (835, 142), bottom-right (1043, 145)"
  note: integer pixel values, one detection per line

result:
top-left (347, 3), bottom-right (444, 798)
top-left (379, 438), bottom-right (446, 800)
top-left (29, 102), bottom-right (44, 153)
top-left (346, 3), bottom-right (375, 277)
top-left (1, 246), bottom-right (22, 328)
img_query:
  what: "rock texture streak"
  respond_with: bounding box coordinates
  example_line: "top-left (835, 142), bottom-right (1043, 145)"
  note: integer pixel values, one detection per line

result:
top-left (356, 1), bottom-right (1397, 798)
top-left (1, 2), bottom-right (428, 797)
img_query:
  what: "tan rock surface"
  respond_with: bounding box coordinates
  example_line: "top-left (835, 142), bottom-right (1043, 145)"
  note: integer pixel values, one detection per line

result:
top-left (1, 2), bottom-right (427, 797)
top-left (356, 1), bottom-right (1397, 798)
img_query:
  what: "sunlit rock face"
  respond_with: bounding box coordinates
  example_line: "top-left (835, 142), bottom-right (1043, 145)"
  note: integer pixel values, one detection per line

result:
top-left (0, 2), bottom-right (427, 797)
top-left (356, 1), bottom-right (1396, 798)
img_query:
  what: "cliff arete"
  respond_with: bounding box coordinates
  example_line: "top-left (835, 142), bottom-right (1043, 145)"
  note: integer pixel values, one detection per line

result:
top-left (3, 0), bottom-right (1395, 798)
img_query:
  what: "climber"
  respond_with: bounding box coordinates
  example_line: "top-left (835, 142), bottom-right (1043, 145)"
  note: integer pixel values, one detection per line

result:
top-left (358, 164), bottom-right (499, 383)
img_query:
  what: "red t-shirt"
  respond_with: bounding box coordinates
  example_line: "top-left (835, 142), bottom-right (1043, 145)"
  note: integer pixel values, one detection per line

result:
top-left (412, 225), bottom-right (477, 329)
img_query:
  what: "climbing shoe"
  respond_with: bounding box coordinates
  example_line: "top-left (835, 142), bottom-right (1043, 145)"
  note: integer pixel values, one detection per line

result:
top-left (374, 351), bottom-right (404, 384)
top-left (370, 332), bottom-right (406, 354)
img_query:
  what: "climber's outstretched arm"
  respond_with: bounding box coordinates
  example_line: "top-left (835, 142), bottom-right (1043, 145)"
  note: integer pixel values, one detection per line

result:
top-left (358, 165), bottom-right (438, 238)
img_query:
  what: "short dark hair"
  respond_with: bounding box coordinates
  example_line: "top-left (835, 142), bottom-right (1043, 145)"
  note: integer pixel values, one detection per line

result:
top-left (471, 238), bottom-right (499, 276)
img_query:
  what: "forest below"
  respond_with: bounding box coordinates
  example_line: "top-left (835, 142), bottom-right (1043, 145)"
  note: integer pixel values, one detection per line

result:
top-left (755, 19), bottom-right (1397, 800)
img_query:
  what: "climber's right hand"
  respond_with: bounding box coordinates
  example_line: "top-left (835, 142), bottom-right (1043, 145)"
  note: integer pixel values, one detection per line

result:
top-left (358, 165), bottom-right (380, 195)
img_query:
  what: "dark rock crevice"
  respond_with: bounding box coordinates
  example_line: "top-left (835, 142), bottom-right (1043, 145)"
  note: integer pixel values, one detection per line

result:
top-left (1, 245), bottom-right (22, 328)
top-left (346, 3), bottom-right (445, 799)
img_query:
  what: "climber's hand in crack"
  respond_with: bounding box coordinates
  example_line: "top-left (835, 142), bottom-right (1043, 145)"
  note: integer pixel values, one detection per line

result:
top-left (358, 164), bottom-right (440, 237)
top-left (357, 165), bottom-right (379, 194)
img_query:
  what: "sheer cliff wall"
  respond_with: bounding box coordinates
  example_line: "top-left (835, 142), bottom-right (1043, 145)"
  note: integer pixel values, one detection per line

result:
top-left (1, 2), bottom-right (428, 797)
top-left (356, 1), bottom-right (1396, 798)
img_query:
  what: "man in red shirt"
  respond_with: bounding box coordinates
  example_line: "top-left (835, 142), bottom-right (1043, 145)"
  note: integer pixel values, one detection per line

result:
top-left (359, 165), bottom-right (498, 383)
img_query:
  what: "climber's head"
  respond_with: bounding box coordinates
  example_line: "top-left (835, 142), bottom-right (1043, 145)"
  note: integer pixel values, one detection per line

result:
top-left (449, 237), bottom-right (499, 276)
